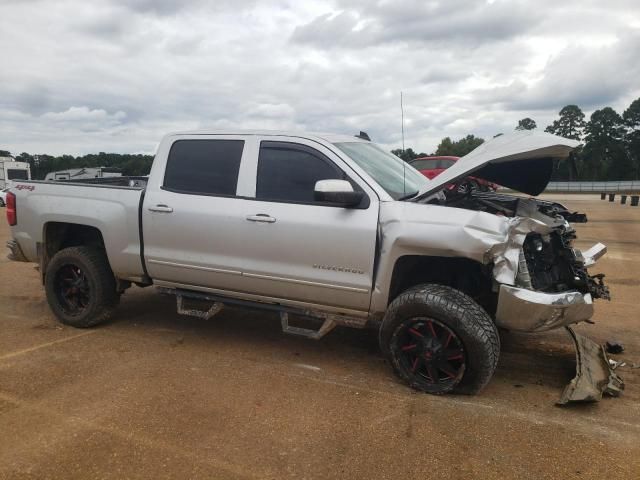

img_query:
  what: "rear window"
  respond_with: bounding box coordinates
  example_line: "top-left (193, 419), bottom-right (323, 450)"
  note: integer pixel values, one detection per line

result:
top-left (7, 169), bottom-right (28, 180)
top-left (411, 158), bottom-right (456, 170)
top-left (164, 140), bottom-right (244, 196)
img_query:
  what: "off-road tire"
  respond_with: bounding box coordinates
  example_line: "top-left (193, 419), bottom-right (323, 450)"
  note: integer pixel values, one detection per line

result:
top-left (379, 284), bottom-right (500, 395)
top-left (45, 246), bottom-right (119, 328)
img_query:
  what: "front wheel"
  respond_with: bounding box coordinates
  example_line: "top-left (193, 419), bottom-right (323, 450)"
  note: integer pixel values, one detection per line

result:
top-left (45, 246), bottom-right (120, 328)
top-left (379, 284), bottom-right (500, 395)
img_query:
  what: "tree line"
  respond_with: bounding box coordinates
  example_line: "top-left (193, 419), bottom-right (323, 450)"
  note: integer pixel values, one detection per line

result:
top-left (393, 97), bottom-right (640, 181)
top-left (0, 151), bottom-right (154, 180)
top-left (2, 97), bottom-right (639, 181)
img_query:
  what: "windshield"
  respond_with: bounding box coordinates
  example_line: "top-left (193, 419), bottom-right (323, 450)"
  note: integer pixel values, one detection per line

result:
top-left (334, 142), bottom-right (429, 200)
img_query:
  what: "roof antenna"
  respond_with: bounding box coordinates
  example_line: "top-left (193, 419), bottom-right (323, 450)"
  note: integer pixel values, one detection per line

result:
top-left (401, 91), bottom-right (406, 197)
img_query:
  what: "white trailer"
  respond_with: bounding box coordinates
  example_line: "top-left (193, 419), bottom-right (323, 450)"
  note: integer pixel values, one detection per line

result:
top-left (0, 156), bottom-right (31, 189)
top-left (44, 167), bottom-right (122, 181)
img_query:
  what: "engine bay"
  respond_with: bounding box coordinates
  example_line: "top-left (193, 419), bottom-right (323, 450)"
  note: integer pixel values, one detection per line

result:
top-left (439, 187), bottom-right (587, 223)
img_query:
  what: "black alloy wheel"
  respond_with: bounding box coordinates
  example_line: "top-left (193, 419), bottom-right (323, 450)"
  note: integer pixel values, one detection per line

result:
top-left (45, 246), bottom-right (119, 328)
top-left (54, 264), bottom-right (91, 316)
top-left (392, 317), bottom-right (466, 393)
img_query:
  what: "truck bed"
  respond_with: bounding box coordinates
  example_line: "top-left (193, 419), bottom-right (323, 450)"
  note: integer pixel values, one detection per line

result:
top-left (9, 179), bottom-right (147, 281)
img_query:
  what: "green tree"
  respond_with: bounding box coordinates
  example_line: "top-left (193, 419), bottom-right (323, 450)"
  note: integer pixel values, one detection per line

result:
top-left (582, 107), bottom-right (629, 180)
top-left (545, 105), bottom-right (587, 180)
top-left (6, 151), bottom-right (154, 179)
top-left (623, 97), bottom-right (640, 179)
top-left (391, 148), bottom-right (427, 162)
top-left (435, 135), bottom-right (484, 157)
top-left (545, 105), bottom-right (586, 140)
top-left (516, 118), bottom-right (537, 130)
top-left (0, 149), bottom-right (12, 157)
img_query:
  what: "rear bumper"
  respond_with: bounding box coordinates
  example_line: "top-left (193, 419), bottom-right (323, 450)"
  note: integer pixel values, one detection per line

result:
top-left (6, 239), bottom-right (29, 262)
top-left (495, 285), bottom-right (594, 332)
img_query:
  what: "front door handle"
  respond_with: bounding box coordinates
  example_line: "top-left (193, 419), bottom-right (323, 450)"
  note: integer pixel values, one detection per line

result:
top-left (246, 214), bottom-right (276, 223)
top-left (148, 204), bottom-right (174, 213)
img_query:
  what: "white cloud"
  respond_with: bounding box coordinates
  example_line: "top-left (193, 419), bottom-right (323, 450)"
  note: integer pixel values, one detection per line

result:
top-left (0, 0), bottom-right (639, 156)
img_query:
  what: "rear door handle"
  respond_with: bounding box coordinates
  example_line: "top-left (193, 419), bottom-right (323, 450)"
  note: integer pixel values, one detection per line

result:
top-left (246, 214), bottom-right (276, 223)
top-left (148, 204), bottom-right (174, 213)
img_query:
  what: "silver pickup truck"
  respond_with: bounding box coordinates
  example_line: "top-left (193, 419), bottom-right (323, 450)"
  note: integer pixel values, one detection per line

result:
top-left (6, 130), bottom-right (618, 400)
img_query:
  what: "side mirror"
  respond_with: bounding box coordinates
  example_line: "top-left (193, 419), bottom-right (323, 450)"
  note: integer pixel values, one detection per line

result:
top-left (314, 179), bottom-right (364, 207)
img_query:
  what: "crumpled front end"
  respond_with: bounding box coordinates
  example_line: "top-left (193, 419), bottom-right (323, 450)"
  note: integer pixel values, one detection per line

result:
top-left (495, 285), bottom-right (594, 333)
top-left (489, 207), bottom-right (610, 333)
top-left (487, 208), bottom-right (620, 404)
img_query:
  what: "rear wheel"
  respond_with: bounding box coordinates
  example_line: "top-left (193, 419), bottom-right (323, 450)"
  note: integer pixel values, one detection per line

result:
top-left (380, 284), bottom-right (500, 395)
top-left (45, 247), bottom-right (119, 328)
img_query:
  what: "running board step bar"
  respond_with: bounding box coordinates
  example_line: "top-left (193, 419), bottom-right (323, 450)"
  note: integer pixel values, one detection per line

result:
top-left (176, 295), bottom-right (223, 320)
top-left (158, 287), bottom-right (369, 339)
top-left (280, 312), bottom-right (336, 339)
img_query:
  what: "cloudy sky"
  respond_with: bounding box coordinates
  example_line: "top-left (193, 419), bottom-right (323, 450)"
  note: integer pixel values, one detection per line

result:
top-left (1, 0), bottom-right (639, 156)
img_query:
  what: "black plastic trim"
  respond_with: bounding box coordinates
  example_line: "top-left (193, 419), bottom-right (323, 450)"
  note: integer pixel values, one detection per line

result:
top-left (137, 189), bottom-right (150, 280)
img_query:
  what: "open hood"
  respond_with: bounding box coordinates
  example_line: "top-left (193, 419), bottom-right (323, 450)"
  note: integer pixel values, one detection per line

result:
top-left (415, 131), bottom-right (580, 198)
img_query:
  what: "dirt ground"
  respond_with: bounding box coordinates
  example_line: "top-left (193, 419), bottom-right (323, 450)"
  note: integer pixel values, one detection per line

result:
top-left (1, 194), bottom-right (639, 479)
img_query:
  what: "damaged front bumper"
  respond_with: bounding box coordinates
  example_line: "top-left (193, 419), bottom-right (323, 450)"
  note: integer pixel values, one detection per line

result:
top-left (558, 326), bottom-right (624, 405)
top-left (495, 285), bottom-right (594, 333)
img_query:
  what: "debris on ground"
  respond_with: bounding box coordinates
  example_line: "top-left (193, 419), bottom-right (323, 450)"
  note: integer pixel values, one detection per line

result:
top-left (605, 341), bottom-right (625, 354)
top-left (557, 327), bottom-right (624, 405)
top-left (608, 359), bottom-right (626, 370)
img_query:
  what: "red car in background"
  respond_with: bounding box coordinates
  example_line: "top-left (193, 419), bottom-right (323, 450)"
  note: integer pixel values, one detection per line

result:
top-left (409, 156), bottom-right (498, 192)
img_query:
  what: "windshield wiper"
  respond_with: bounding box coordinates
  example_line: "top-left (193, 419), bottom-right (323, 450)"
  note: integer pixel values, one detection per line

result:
top-left (398, 190), bottom-right (419, 201)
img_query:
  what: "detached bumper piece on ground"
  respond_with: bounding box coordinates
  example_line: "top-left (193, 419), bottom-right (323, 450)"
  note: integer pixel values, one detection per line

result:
top-left (557, 326), bottom-right (624, 405)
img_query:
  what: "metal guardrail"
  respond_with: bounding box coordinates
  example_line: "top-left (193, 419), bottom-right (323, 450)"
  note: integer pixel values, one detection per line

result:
top-left (545, 181), bottom-right (640, 193)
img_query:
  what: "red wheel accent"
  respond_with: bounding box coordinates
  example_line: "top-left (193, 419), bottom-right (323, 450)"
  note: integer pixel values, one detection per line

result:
top-left (393, 317), bottom-right (466, 391)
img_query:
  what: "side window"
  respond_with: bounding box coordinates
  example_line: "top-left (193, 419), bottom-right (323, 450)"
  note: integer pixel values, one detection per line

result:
top-left (256, 142), bottom-right (344, 203)
top-left (164, 139), bottom-right (244, 196)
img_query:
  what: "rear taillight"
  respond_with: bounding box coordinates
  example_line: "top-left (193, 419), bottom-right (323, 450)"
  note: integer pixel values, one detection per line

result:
top-left (6, 192), bottom-right (16, 226)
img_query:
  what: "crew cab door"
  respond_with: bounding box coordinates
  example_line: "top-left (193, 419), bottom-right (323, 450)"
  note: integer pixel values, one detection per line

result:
top-left (235, 137), bottom-right (379, 311)
top-left (142, 134), bottom-right (379, 313)
top-left (142, 135), bottom-right (259, 294)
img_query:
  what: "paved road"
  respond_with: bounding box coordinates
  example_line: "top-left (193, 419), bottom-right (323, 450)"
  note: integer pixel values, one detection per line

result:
top-left (1, 195), bottom-right (639, 479)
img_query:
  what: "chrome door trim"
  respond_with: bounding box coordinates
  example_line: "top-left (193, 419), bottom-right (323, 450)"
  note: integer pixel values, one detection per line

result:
top-left (246, 214), bottom-right (276, 223)
top-left (147, 259), bottom-right (241, 276)
top-left (148, 259), bottom-right (369, 293)
top-left (148, 205), bottom-right (174, 213)
top-left (242, 271), bottom-right (369, 293)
